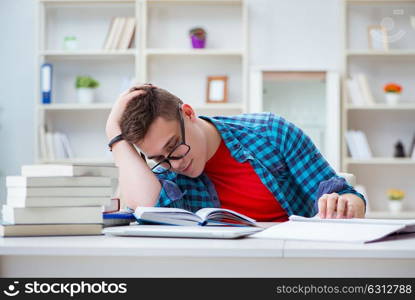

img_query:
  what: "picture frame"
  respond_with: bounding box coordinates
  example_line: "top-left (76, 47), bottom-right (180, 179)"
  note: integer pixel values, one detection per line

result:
top-left (206, 76), bottom-right (228, 103)
top-left (367, 25), bottom-right (389, 51)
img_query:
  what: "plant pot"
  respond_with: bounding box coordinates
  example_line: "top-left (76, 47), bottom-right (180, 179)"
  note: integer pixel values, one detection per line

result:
top-left (388, 200), bottom-right (403, 213)
top-left (190, 35), bottom-right (206, 49)
top-left (77, 88), bottom-right (94, 104)
top-left (385, 92), bottom-right (400, 105)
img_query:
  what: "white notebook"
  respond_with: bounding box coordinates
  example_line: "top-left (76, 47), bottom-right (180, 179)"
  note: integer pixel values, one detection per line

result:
top-left (251, 215), bottom-right (415, 243)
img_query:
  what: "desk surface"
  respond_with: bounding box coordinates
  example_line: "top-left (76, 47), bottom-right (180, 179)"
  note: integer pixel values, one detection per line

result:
top-left (0, 232), bottom-right (414, 259)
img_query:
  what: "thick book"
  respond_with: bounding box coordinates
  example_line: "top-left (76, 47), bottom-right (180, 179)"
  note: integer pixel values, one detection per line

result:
top-left (134, 207), bottom-right (257, 227)
top-left (252, 215), bottom-right (415, 243)
top-left (2, 205), bottom-right (103, 225)
top-left (6, 176), bottom-right (112, 187)
top-left (21, 164), bottom-right (118, 178)
top-left (7, 196), bottom-right (110, 208)
top-left (0, 224), bottom-right (102, 237)
top-left (7, 187), bottom-right (113, 198)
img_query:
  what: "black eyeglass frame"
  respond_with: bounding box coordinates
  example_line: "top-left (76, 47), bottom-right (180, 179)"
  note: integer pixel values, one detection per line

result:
top-left (140, 107), bottom-right (191, 174)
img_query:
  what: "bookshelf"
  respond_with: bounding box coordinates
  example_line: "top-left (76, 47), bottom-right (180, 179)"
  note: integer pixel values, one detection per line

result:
top-left (35, 0), bottom-right (246, 164)
top-left (342, 0), bottom-right (415, 218)
top-left (140, 0), bottom-right (248, 114)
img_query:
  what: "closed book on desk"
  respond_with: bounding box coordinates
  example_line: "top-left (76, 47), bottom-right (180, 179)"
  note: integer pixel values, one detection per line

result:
top-left (7, 196), bottom-right (110, 208)
top-left (7, 187), bottom-right (113, 198)
top-left (134, 207), bottom-right (257, 227)
top-left (7, 176), bottom-right (112, 187)
top-left (21, 164), bottom-right (118, 178)
top-left (2, 205), bottom-right (103, 224)
top-left (0, 224), bottom-right (102, 237)
top-left (252, 215), bottom-right (415, 243)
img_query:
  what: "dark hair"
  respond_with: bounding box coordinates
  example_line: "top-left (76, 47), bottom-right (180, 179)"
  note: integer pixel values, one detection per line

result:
top-left (120, 85), bottom-right (183, 144)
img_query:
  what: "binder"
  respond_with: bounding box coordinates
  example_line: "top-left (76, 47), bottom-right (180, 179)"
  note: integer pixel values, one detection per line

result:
top-left (41, 63), bottom-right (52, 104)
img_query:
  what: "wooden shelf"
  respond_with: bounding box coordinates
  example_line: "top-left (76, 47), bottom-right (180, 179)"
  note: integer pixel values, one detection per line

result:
top-left (346, 158), bottom-right (415, 165)
top-left (145, 49), bottom-right (244, 56)
top-left (39, 103), bottom-right (113, 110)
top-left (366, 211), bottom-right (415, 219)
top-left (40, 50), bottom-right (136, 59)
top-left (147, 0), bottom-right (242, 5)
top-left (40, 0), bottom-right (134, 3)
top-left (347, 0), bottom-right (415, 5)
top-left (346, 104), bottom-right (415, 110)
top-left (346, 50), bottom-right (415, 57)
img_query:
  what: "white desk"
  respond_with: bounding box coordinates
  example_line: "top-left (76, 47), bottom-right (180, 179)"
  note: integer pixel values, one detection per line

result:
top-left (0, 232), bottom-right (414, 277)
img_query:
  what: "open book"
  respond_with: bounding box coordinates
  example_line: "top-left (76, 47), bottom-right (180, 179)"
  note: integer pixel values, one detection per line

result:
top-left (133, 207), bottom-right (257, 227)
top-left (252, 215), bottom-right (415, 243)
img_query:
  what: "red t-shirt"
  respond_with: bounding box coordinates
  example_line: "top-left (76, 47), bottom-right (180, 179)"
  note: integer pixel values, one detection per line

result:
top-left (204, 140), bottom-right (288, 222)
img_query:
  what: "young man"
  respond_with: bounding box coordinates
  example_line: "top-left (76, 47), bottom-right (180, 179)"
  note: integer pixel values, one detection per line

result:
top-left (106, 85), bottom-right (366, 221)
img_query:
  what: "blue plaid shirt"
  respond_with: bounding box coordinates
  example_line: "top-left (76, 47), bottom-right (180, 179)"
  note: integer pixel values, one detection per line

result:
top-left (155, 113), bottom-right (365, 217)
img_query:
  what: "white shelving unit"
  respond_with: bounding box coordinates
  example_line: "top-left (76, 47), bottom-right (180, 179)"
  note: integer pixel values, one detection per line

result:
top-left (342, 0), bottom-right (415, 218)
top-left (35, 0), bottom-right (246, 164)
top-left (140, 0), bottom-right (248, 115)
top-left (36, 0), bottom-right (139, 164)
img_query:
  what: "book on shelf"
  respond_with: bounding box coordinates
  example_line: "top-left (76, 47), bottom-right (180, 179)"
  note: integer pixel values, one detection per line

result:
top-left (41, 131), bottom-right (73, 161)
top-left (346, 74), bottom-right (375, 106)
top-left (103, 17), bottom-right (117, 50)
top-left (346, 130), bottom-right (372, 160)
top-left (134, 207), bottom-right (257, 227)
top-left (21, 164), bottom-right (118, 178)
top-left (103, 17), bottom-right (136, 50)
top-left (409, 133), bottom-right (415, 159)
top-left (0, 223), bottom-right (102, 237)
top-left (118, 17), bottom-right (135, 50)
top-left (251, 215), bottom-right (415, 243)
top-left (7, 187), bottom-right (113, 198)
top-left (2, 205), bottom-right (103, 225)
top-left (355, 73), bottom-right (375, 105)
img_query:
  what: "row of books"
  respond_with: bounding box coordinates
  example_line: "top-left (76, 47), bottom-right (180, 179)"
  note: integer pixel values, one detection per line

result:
top-left (103, 17), bottom-right (136, 50)
top-left (1, 164), bottom-right (119, 237)
top-left (39, 127), bottom-right (73, 160)
top-left (346, 73), bottom-right (375, 106)
top-left (345, 130), bottom-right (373, 160)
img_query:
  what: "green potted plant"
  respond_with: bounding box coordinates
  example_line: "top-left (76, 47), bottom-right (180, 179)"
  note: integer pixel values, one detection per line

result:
top-left (387, 189), bottom-right (404, 213)
top-left (75, 76), bottom-right (99, 104)
top-left (189, 27), bottom-right (206, 49)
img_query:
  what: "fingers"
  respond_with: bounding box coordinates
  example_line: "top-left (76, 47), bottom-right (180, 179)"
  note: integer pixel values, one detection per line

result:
top-left (326, 193), bottom-right (339, 219)
top-left (336, 195), bottom-right (347, 219)
top-left (318, 194), bottom-right (328, 218)
top-left (346, 202), bottom-right (355, 219)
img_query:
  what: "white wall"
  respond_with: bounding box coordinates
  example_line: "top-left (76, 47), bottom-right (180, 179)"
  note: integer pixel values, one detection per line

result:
top-left (0, 0), bottom-right (343, 203)
top-left (248, 0), bottom-right (342, 69)
top-left (0, 0), bottom-right (36, 202)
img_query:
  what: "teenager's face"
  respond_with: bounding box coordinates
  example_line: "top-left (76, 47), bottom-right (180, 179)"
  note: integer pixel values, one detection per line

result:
top-left (137, 106), bottom-right (207, 178)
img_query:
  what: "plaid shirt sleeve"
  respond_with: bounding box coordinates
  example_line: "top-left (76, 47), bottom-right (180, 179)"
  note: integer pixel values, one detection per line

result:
top-left (272, 115), bottom-right (366, 211)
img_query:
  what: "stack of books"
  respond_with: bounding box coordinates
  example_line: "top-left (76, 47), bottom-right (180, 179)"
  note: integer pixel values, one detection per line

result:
top-left (346, 73), bottom-right (375, 106)
top-left (1, 164), bottom-right (118, 237)
top-left (346, 130), bottom-right (373, 160)
top-left (103, 17), bottom-right (136, 50)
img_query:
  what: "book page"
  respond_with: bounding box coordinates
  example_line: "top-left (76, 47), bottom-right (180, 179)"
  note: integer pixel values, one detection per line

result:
top-left (251, 221), bottom-right (406, 243)
top-left (290, 215), bottom-right (415, 233)
top-left (196, 208), bottom-right (256, 223)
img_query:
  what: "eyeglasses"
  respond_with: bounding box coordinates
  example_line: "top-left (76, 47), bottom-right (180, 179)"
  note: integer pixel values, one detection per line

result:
top-left (140, 107), bottom-right (191, 174)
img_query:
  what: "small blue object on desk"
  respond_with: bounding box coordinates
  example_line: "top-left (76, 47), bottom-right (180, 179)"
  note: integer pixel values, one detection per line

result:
top-left (103, 210), bottom-right (136, 227)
